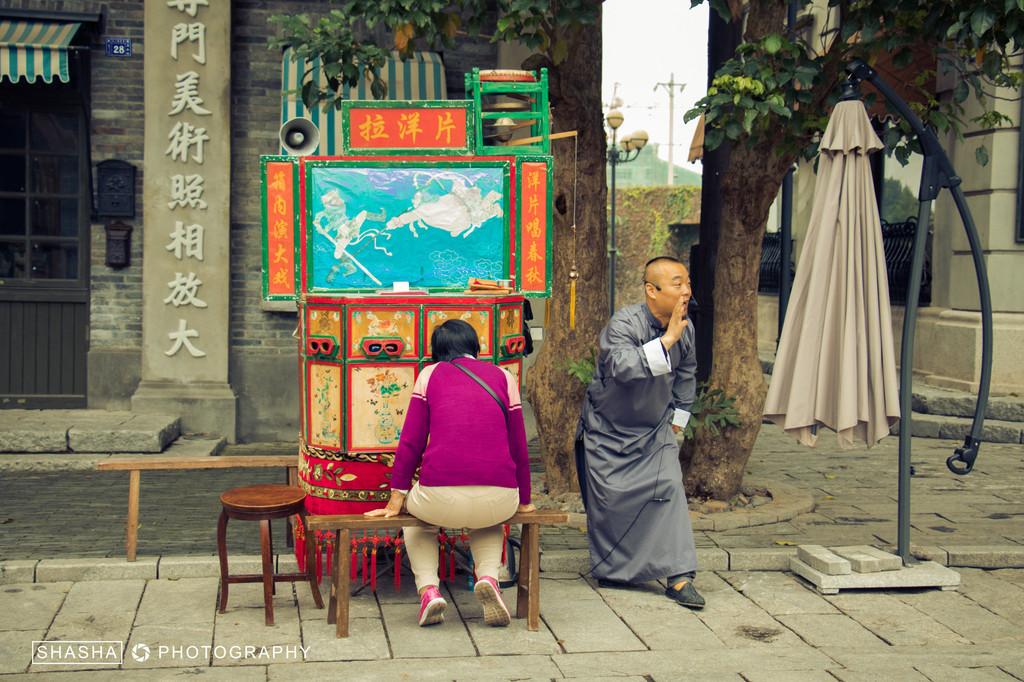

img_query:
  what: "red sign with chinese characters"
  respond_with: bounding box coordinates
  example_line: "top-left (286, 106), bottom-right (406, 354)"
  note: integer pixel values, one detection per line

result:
top-left (520, 162), bottom-right (547, 293)
top-left (348, 108), bottom-right (466, 149)
top-left (266, 162), bottom-right (296, 296)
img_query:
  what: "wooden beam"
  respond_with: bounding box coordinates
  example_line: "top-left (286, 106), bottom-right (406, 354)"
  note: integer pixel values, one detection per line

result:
top-left (504, 130), bottom-right (578, 146)
top-left (98, 455), bottom-right (296, 471)
top-left (127, 470), bottom-right (140, 562)
top-left (307, 509), bottom-right (568, 532)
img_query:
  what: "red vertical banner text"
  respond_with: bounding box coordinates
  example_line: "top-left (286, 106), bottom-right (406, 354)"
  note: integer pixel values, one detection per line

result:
top-left (266, 162), bottom-right (296, 296)
top-left (520, 162), bottom-right (548, 293)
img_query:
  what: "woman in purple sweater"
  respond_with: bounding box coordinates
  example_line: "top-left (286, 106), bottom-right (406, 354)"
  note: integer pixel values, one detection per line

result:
top-left (366, 319), bottom-right (535, 627)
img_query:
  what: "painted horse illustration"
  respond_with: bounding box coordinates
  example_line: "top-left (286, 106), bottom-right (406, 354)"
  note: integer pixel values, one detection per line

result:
top-left (385, 177), bottom-right (503, 238)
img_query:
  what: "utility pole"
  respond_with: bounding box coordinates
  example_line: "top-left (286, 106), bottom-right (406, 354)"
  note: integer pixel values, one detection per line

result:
top-left (654, 74), bottom-right (685, 185)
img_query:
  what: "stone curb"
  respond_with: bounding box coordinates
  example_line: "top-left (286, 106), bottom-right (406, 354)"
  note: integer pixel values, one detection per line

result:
top-left (1, 554), bottom-right (302, 585)
top-left (5, 544), bottom-right (1021, 584)
top-left (689, 483), bottom-right (816, 532)
top-left (543, 483), bottom-right (815, 534)
top-left (0, 437), bottom-right (228, 472)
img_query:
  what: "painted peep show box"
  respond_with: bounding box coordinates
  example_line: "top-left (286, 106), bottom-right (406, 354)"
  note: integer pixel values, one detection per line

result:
top-left (304, 161), bottom-right (511, 292)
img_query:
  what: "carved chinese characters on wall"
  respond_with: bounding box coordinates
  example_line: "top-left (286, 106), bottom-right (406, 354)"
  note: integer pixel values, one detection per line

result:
top-left (163, 0), bottom-right (211, 359)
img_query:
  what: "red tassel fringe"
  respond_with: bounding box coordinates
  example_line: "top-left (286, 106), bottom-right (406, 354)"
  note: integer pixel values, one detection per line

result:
top-left (293, 521), bottom-right (480, 594)
top-left (394, 544), bottom-right (403, 592)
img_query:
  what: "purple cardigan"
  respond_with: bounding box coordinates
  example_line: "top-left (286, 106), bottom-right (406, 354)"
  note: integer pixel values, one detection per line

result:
top-left (390, 357), bottom-right (531, 505)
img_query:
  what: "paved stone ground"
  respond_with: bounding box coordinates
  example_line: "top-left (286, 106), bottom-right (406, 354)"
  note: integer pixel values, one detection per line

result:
top-left (0, 446), bottom-right (586, 562)
top-left (1, 425), bottom-right (1021, 564)
top-left (697, 425), bottom-right (1024, 561)
top-left (1, 424), bottom-right (1023, 678)
top-left (0, 468), bottom-right (286, 560)
top-left (1, 567), bottom-right (1022, 678)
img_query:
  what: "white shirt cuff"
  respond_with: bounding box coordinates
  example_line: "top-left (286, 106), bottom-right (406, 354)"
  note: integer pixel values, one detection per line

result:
top-left (643, 338), bottom-right (671, 376)
top-left (672, 409), bottom-right (691, 429)
top-left (391, 488), bottom-right (409, 495)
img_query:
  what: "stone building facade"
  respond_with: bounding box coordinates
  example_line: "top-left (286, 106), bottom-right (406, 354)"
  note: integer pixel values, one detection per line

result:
top-left (0, 0), bottom-right (505, 441)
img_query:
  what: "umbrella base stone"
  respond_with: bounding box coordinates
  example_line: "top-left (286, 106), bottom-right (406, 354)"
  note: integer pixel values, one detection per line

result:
top-left (790, 547), bottom-right (960, 594)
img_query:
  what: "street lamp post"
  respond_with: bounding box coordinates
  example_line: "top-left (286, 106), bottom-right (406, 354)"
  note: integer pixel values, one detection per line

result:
top-left (606, 110), bottom-right (648, 315)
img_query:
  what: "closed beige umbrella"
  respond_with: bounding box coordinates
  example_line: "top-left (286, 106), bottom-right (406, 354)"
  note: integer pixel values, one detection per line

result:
top-left (688, 113), bottom-right (705, 163)
top-left (763, 99), bottom-right (900, 449)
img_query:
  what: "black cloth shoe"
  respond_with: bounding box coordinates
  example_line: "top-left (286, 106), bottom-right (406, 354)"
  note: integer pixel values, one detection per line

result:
top-left (596, 578), bottom-right (632, 589)
top-left (665, 581), bottom-right (705, 609)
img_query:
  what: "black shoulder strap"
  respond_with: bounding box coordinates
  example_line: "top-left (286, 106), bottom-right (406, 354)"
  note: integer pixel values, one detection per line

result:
top-left (448, 361), bottom-right (508, 422)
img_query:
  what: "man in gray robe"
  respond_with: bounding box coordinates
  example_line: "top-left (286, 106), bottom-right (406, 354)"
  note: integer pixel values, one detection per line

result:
top-left (576, 256), bottom-right (704, 608)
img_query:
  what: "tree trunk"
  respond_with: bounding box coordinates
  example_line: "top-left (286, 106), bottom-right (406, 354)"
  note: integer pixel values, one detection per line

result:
top-left (522, 14), bottom-right (606, 495)
top-left (679, 0), bottom-right (871, 501)
top-left (684, 138), bottom-right (794, 500)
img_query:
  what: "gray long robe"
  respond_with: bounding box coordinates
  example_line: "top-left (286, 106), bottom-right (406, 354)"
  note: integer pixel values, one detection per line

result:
top-left (577, 302), bottom-right (698, 582)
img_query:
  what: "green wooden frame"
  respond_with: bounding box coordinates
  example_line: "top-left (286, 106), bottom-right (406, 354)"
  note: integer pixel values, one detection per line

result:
top-left (465, 68), bottom-right (550, 157)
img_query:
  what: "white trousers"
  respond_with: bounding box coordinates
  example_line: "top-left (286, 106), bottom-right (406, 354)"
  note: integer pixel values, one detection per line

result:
top-left (404, 483), bottom-right (519, 591)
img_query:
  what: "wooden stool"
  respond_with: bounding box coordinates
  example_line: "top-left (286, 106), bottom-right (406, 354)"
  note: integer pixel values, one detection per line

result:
top-left (217, 484), bottom-right (324, 626)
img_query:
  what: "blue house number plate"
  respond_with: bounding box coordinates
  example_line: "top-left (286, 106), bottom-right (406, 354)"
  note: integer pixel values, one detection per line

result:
top-left (105, 38), bottom-right (132, 57)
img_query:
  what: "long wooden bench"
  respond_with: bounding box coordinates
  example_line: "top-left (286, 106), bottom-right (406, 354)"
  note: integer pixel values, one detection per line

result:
top-left (306, 509), bottom-right (568, 638)
top-left (97, 456), bottom-right (298, 561)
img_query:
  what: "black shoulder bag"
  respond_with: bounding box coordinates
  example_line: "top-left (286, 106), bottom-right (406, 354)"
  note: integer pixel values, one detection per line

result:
top-left (448, 361), bottom-right (508, 423)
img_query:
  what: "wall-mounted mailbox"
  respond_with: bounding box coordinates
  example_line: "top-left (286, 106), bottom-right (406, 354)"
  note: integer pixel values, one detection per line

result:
top-left (96, 159), bottom-right (136, 217)
top-left (104, 220), bottom-right (133, 268)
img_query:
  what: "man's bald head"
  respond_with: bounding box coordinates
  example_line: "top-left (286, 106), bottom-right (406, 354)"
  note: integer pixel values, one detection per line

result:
top-left (643, 257), bottom-right (691, 324)
top-left (643, 256), bottom-right (684, 286)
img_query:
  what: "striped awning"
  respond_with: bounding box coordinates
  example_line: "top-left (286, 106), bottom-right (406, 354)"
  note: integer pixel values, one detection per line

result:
top-left (0, 20), bottom-right (81, 84)
top-left (281, 48), bottom-right (447, 155)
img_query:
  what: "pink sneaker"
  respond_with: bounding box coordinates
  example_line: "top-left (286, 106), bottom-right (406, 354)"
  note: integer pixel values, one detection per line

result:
top-left (418, 586), bottom-right (446, 626)
top-left (474, 576), bottom-right (510, 627)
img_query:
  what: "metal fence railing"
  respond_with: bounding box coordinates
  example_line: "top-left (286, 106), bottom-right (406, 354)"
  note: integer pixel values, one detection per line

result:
top-left (758, 218), bottom-right (931, 306)
top-left (758, 232), bottom-right (790, 296)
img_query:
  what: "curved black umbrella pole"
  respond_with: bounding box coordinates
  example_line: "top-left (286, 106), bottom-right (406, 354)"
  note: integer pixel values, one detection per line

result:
top-left (844, 59), bottom-right (994, 561)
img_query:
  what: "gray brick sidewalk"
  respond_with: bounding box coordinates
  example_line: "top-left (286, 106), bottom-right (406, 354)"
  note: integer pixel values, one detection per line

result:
top-left (1, 567), bottom-right (1022, 678)
top-left (1, 423), bottom-right (1023, 678)
top-left (2, 424), bottom-right (1022, 567)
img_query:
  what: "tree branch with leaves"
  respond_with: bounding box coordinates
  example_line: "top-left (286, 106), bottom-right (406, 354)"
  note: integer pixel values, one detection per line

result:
top-left (679, 0), bottom-right (1023, 501)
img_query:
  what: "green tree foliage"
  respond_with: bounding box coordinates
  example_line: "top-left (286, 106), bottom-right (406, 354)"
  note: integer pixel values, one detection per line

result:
top-left (881, 177), bottom-right (921, 224)
top-left (269, 0), bottom-right (600, 109)
top-left (678, 0), bottom-right (1023, 501)
top-left (687, 0), bottom-right (1024, 165)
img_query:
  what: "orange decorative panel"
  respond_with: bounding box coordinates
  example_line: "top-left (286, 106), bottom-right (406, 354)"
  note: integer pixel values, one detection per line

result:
top-left (347, 364), bottom-right (417, 452)
top-left (425, 307), bottom-right (493, 357)
top-left (498, 304), bottom-right (522, 338)
top-left (500, 359), bottom-right (522, 389)
top-left (519, 161), bottom-right (548, 293)
top-left (348, 307), bottom-right (419, 359)
top-left (307, 307), bottom-right (342, 340)
top-left (265, 161), bottom-right (296, 297)
top-left (348, 107), bottom-right (468, 149)
top-left (307, 362), bottom-right (342, 449)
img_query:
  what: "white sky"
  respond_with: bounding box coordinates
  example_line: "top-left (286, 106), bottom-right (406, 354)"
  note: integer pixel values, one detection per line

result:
top-left (602, 0), bottom-right (710, 175)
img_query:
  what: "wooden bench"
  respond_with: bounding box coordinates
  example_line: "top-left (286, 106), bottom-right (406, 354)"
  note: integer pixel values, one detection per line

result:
top-left (306, 509), bottom-right (569, 638)
top-left (97, 455), bottom-right (298, 561)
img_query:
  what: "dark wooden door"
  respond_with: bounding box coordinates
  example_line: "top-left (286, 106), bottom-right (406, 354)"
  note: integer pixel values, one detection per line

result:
top-left (0, 96), bottom-right (89, 408)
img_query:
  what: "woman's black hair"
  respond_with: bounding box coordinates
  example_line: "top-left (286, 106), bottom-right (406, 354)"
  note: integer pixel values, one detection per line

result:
top-left (431, 319), bottom-right (480, 363)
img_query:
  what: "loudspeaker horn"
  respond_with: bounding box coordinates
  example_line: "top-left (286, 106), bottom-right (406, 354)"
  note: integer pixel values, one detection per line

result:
top-left (279, 117), bottom-right (320, 155)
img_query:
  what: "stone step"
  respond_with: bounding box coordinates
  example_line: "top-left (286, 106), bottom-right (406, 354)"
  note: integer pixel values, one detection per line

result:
top-left (0, 436), bottom-right (225, 472)
top-left (761, 352), bottom-right (1024, 441)
top-left (0, 410), bottom-right (180, 453)
top-left (890, 413), bottom-right (1023, 444)
top-left (912, 385), bottom-right (1024, 422)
